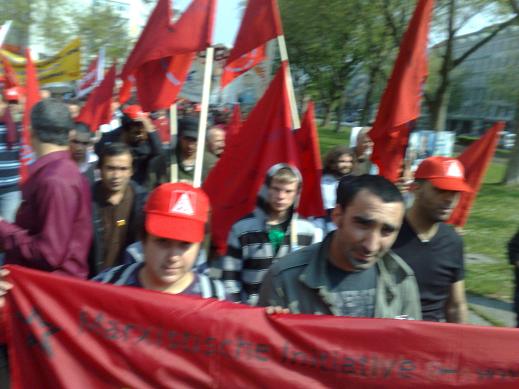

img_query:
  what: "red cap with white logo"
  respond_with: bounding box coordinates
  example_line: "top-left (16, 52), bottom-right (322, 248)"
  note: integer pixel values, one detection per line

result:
top-left (144, 183), bottom-right (210, 243)
top-left (414, 156), bottom-right (473, 192)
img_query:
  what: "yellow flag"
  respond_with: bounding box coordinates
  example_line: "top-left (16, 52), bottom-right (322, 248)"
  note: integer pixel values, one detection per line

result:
top-left (0, 38), bottom-right (81, 84)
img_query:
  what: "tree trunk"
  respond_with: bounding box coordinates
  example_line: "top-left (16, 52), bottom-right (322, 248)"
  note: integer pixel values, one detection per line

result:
top-left (429, 91), bottom-right (450, 131)
top-left (321, 102), bottom-right (333, 127)
top-left (503, 95), bottom-right (519, 185)
top-left (360, 72), bottom-right (376, 125)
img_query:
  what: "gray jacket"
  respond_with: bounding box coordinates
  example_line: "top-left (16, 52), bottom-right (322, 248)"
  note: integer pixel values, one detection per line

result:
top-left (258, 233), bottom-right (422, 319)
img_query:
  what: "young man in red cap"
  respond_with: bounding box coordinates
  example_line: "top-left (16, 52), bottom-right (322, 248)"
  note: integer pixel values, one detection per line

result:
top-left (392, 156), bottom-right (472, 323)
top-left (94, 182), bottom-right (226, 299)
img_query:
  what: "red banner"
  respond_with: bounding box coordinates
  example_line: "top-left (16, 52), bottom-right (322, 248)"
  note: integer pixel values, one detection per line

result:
top-left (4, 265), bottom-right (519, 388)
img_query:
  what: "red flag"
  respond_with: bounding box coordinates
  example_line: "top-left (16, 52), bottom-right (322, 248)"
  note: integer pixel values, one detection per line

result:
top-left (76, 49), bottom-right (104, 99)
top-left (370, 0), bottom-right (433, 182)
top-left (224, 102), bottom-right (242, 150)
top-left (448, 122), bottom-right (504, 227)
top-left (294, 101), bottom-right (325, 218)
top-left (6, 264), bottom-right (519, 388)
top-left (76, 65), bottom-right (116, 132)
top-left (204, 62), bottom-right (298, 255)
top-left (118, 75), bottom-right (134, 105)
top-left (221, 0), bottom-right (283, 88)
top-left (1, 54), bottom-right (19, 88)
top-left (221, 45), bottom-right (267, 88)
top-left (20, 49), bottom-right (40, 183)
top-left (120, 0), bottom-right (216, 111)
top-left (134, 52), bottom-right (195, 111)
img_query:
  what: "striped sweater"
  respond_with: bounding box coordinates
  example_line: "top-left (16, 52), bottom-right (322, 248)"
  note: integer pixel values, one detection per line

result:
top-left (0, 122), bottom-right (21, 195)
top-left (220, 207), bottom-right (321, 305)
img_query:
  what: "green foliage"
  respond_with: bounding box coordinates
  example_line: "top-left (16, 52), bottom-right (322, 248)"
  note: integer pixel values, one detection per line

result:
top-left (463, 163), bottom-right (519, 300)
top-left (74, 5), bottom-right (131, 63)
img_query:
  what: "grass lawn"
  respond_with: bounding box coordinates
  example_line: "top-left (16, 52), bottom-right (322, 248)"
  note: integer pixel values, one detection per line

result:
top-left (317, 125), bottom-right (519, 301)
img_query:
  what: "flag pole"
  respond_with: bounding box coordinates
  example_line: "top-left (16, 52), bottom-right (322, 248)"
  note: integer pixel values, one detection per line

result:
top-left (193, 47), bottom-right (214, 188)
top-left (169, 103), bottom-right (178, 182)
top-left (277, 35), bottom-right (300, 130)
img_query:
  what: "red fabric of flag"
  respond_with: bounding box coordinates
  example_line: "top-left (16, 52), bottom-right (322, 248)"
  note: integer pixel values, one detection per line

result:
top-left (118, 75), bottom-right (134, 105)
top-left (221, 0), bottom-right (282, 88)
top-left (5, 264), bottom-right (519, 388)
top-left (76, 64), bottom-right (116, 132)
top-left (224, 0), bottom-right (282, 66)
top-left (135, 52), bottom-right (195, 111)
top-left (20, 49), bottom-right (40, 183)
top-left (370, 0), bottom-right (433, 182)
top-left (221, 45), bottom-right (266, 88)
top-left (224, 102), bottom-right (242, 151)
top-left (294, 101), bottom-right (324, 218)
top-left (448, 122), bottom-right (504, 227)
top-left (203, 62), bottom-right (298, 255)
top-left (120, 0), bottom-right (215, 111)
top-left (1, 55), bottom-right (19, 88)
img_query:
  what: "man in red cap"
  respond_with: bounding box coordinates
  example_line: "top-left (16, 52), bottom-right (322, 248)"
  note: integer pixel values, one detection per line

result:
top-left (95, 105), bottom-right (162, 189)
top-left (392, 156), bottom-right (472, 323)
top-left (93, 182), bottom-right (226, 299)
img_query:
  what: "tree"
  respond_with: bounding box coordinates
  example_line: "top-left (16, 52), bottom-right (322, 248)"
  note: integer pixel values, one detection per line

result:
top-left (74, 4), bottom-right (132, 63)
top-left (0, 0), bottom-right (33, 50)
top-left (34, 0), bottom-right (72, 52)
top-left (415, 0), bottom-right (518, 130)
top-left (502, 0), bottom-right (519, 185)
top-left (279, 0), bottom-right (373, 130)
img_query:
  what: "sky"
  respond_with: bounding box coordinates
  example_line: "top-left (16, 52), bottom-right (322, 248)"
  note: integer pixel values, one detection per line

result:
top-left (167, 0), bottom-right (241, 46)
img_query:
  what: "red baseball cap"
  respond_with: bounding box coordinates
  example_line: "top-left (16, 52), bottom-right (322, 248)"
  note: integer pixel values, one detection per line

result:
top-left (123, 105), bottom-right (148, 120)
top-left (414, 156), bottom-right (473, 192)
top-left (3, 87), bottom-right (21, 102)
top-left (144, 183), bottom-right (209, 243)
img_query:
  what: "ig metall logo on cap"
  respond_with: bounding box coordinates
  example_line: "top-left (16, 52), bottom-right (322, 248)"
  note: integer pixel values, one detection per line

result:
top-left (169, 190), bottom-right (196, 216)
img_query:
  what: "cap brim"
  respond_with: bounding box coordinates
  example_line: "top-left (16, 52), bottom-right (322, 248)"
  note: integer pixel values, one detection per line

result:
top-left (145, 213), bottom-right (204, 243)
top-left (428, 177), bottom-right (473, 193)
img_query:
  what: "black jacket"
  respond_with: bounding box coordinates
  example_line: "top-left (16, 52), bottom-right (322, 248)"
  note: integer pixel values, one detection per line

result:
top-left (88, 180), bottom-right (148, 277)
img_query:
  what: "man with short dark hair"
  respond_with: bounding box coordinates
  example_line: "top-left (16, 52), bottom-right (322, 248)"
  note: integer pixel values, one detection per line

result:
top-left (258, 174), bottom-right (421, 319)
top-left (69, 121), bottom-right (96, 184)
top-left (89, 142), bottom-right (147, 276)
top-left (0, 99), bottom-right (92, 278)
top-left (95, 105), bottom-right (162, 188)
top-left (392, 156), bottom-right (471, 323)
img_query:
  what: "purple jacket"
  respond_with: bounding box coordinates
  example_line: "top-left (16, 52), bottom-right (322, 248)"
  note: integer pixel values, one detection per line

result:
top-left (0, 150), bottom-right (92, 278)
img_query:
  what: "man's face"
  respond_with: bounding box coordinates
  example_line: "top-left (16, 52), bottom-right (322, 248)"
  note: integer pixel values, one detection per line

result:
top-left (126, 122), bottom-right (146, 145)
top-left (143, 234), bottom-right (200, 288)
top-left (69, 132), bottom-right (91, 163)
top-left (413, 181), bottom-right (460, 222)
top-left (180, 135), bottom-right (198, 158)
top-left (100, 153), bottom-right (133, 193)
top-left (68, 104), bottom-right (80, 119)
top-left (335, 153), bottom-right (353, 176)
top-left (267, 179), bottom-right (299, 215)
top-left (331, 189), bottom-right (404, 271)
top-left (208, 129), bottom-right (226, 157)
top-left (356, 131), bottom-right (373, 157)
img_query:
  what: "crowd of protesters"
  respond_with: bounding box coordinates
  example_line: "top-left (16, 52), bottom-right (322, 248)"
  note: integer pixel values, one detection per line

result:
top-left (0, 85), bottom-right (516, 384)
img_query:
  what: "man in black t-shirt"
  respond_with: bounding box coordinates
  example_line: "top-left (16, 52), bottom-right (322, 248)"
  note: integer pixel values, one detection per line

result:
top-left (392, 156), bottom-right (472, 323)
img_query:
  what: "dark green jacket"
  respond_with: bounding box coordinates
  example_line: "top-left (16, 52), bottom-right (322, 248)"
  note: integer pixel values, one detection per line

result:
top-left (258, 233), bottom-right (422, 319)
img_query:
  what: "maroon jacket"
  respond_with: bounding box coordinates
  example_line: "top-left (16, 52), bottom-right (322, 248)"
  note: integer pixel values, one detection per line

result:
top-left (0, 150), bottom-right (92, 278)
